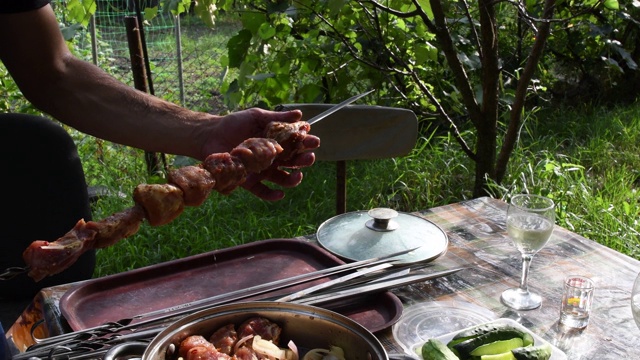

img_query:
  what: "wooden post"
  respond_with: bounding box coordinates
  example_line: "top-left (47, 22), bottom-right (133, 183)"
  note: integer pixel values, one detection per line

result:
top-left (336, 160), bottom-right (347, 214)
top-left (124, 16), bottom-right (164, 176)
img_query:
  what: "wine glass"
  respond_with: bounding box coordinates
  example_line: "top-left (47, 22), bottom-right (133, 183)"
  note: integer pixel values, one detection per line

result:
top-left (631, 272), bottom-right (640, 329)
top-left (501, 194), bottom-right (555, 310)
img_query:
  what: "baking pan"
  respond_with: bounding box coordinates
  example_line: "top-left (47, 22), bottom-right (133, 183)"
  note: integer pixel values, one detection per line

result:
top-left (60, 239), bottom-right (403, 333)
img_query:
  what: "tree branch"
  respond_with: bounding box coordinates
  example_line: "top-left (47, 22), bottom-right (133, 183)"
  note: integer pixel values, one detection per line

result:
top-left (496, 0), bottom-right (557, 183)
top-left (426, 0), bottom-right (483, 128)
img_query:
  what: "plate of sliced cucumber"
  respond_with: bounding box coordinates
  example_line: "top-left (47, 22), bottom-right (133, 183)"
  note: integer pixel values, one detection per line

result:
top-left (419, 318), bottom-right (567, 360)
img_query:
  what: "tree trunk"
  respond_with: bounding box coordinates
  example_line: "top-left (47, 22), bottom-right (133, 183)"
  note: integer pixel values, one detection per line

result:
top-left (496, 0), bottom-right (556, 183)
top-left (473, 0), bottom-right (500, 197)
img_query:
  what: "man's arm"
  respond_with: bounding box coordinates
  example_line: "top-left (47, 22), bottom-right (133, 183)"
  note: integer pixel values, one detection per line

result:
top-left (0, 4), bottom-right (320, 200)
top-left (0, 5), bottom-right (221, 160)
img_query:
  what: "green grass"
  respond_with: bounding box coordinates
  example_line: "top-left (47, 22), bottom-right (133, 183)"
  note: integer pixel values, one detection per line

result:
top-left (81, 104), bottom-right (640, 278)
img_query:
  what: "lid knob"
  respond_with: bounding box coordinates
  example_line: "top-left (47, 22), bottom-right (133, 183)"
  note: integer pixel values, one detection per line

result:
top-left (366, 208), bottom-right (399, 232)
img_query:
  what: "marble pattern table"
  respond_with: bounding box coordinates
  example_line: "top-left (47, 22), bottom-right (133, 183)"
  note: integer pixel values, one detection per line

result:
top-left (6, 197), bottom-right (640, 359)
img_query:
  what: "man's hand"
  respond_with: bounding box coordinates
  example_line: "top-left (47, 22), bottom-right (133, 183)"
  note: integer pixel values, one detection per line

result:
top-left (200, 108), bottom-right (320, 201)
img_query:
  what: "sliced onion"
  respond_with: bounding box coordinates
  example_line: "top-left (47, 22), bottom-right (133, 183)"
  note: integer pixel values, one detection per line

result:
top-left (234, 334), bottom-right (254, 353)
top-left (327, 346), bottom-right (345, 360)
top-left (302, 349), bottom-right (329, 360)
top-left (252, 335), bottom-right (294, 360)
top-left (302, 346), bottom-right (345, 360)
top-left (287, 340), bottom-right (299, 360)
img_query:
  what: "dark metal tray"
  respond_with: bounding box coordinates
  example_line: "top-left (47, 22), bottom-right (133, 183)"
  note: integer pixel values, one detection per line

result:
top-left (60, 239), bottom-right (403, 333)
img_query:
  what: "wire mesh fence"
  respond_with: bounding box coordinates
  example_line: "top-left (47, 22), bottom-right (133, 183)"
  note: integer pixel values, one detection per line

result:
top-left (45, 0), bottom-right (239, 190)
top-left (73, 0), bottom-right (234, 114)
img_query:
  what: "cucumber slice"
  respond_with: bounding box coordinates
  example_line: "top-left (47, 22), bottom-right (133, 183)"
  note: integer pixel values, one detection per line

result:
top-left (481, 352), bottom-right (517, 360)
top-left (471, 338), bottom-right (524, 356)
top-left (421, 338), bottom-right (460, 360)
top-left (511, 343), bottom-right (552, 360)
top-left (451, 328), bottom-right (528, 359)
top-left (522, 333), bottom-right (534, 347)
top-left (448, 324), bottom-right (528, 348)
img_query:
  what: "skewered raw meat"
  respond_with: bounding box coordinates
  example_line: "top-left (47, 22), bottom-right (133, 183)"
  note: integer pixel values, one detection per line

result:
top-left (265, 122), bottom-right (310, 162)
top-left (168, 165), bottom-right (216, 207)
top-left (133, 183), bottom-right (185, 226)
top-left (21, 121), bottom-right (312, 281)
top-left (203, 153), bottom-right (246, 195)
top-left (22, 219), bottom-right (98, 283)
top-left (230, 138), bottom-right (283, 173)
top-left (86, 205), bottom-right (146, 248)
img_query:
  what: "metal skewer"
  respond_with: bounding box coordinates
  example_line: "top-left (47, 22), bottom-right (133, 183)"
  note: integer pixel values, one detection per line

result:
top-left (274, 262), bottom-right (393, 302)
top-left (0, 266), bottom-right (28, 280)
top-left (296, 267), bottom-right (467, 306)
top-left (14, 264), bottom-right (463, 360)
top-left (305, 89), bottom-right (375, 125)
top-left (116, 246), bottom-right (417, 327)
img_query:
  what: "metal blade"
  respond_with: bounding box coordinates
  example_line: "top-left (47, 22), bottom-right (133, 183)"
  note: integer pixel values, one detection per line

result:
top-left (274, 262), bottom-right (393, 302)
top-left (0, 266), bottom-right (28, 280)
top-left (295, 267), bottom-right (467, 305)
top-left (116, 246), bottom-right (419, 328)
top-left (306, 89), bottom-right (375, 125)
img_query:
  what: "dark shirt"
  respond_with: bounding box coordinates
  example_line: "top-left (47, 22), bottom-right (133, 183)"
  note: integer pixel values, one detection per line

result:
top-left (0, 0), bottom-right (50, 13)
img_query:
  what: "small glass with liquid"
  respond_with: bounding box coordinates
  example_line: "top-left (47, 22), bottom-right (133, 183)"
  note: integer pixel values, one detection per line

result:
top-left (560, 275), bottom-right (595, 329)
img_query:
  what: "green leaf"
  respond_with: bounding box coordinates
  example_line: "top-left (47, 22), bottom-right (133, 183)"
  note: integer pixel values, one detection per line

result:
top-left (65, 0), bottom-right (95, 26)
top-left (160, 0), bottom-right (191, 16)
top-left (227, 29), bottom-right (253, 68)
top-left (241, 12), bottom-right (267, 34)
top-left (247, 73), bottom-right (275, 80)
top-left (258, 23), bottom-right (277, 40)
top-left (416, 0), bottom-right (434, 19)
top-left (414, 42), bottom-right (437, 64)
top-left (194, 0), bottom-right (217, 28)
top-left (603, 0), bottom-right (619, 10)
top-left (143, 6), bottom-right (159, 21)
top-left (328, 0), bottom-right (348, 17)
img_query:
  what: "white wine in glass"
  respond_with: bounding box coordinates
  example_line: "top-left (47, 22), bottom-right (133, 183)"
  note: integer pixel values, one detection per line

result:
top-left (501, 194), bottom-right (555, 310)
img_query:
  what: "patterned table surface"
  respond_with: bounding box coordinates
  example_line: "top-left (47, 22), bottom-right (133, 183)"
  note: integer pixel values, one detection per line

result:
top-left (7, 197), bottom-right (640, 358)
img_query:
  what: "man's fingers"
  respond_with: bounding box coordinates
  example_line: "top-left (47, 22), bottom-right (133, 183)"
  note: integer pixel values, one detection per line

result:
top-left (303, 134), bottom-right (321, 149)
top-left (277, 152), bottom-right (316, 169)
top-left (246, 182), bottom-right (285, 201)
top-left (241, 167), bottom-right (305, 200)
top-left (267, 169), bottom-right (303, 188)
top-left (274, 109), bottom-right (303, 124)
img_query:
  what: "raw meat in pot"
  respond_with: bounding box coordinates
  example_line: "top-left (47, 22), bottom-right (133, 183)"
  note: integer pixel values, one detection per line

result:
top-left (209, 323), bottom-right (238, 355)
top-left (237, 317), bottom-right (282, 344)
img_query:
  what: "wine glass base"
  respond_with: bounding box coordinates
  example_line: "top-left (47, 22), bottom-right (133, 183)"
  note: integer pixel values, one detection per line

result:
top-left (501, 287), bottom-right (542, 310)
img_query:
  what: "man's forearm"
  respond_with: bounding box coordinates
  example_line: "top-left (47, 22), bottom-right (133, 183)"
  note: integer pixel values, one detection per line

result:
top-left (29, 55), bottom-right (214, 160)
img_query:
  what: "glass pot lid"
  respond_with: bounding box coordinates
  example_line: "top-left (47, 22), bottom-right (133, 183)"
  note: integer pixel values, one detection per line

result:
top-left (316, 208), bottom-right (448, 263)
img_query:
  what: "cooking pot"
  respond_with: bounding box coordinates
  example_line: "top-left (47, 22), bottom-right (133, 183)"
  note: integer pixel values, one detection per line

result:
top-left (105, 301), bottom-right (388, 360)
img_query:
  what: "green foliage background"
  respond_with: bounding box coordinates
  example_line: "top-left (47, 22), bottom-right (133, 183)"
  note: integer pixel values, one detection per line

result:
top-left (0, 1), bottom-right (637, 277)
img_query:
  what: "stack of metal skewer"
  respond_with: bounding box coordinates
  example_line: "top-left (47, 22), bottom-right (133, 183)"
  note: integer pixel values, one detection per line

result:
top-left (9, 248), bottom-right (465, 360)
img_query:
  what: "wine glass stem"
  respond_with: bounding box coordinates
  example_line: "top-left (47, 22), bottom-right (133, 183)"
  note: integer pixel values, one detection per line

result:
top-left (519, 254), bottom-right (534, 291)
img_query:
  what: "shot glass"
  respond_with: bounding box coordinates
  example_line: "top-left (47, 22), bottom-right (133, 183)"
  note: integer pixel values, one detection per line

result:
top-left (559, 275), bottom-right (595, 329)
